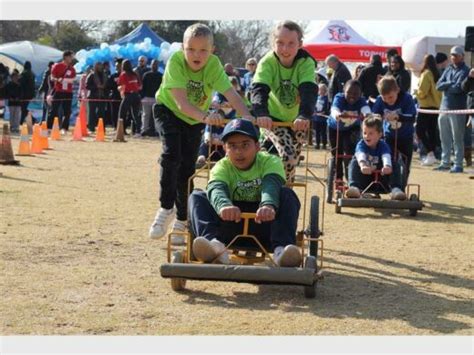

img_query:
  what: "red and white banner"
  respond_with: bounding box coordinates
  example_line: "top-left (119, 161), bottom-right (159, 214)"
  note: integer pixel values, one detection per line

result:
top-left (304, 44), bottom-right (402, 63)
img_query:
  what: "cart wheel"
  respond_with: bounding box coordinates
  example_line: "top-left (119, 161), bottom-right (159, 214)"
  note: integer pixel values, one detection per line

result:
top-left (303, 256), bottom-right (318, 299)
top-left (309, 196), bottom-right (320, 257)
top-left (335, 191), bottom-right (342, 214)
top-left (170, 251), bottom-right (187, 291)
top-left (408, 194), bottom-right (419, 217)
top-left (326, 158), bottom-right (335, 204)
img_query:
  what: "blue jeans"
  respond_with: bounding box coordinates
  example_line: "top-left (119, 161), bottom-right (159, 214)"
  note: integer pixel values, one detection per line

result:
top-left (438, 113), bottom-right (466, 168)
top-left (188, 188), bottom-right (300, 252)
top-left (348, 157), bottom-right (403, 192)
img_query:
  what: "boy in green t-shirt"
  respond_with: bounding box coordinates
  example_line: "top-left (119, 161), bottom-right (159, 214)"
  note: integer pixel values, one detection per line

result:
top-left (149, 23), bottom-right (253, 244)
top-left (188, 118), bottom-right (302, 267)
top-left (250, 20), bottom-right (318, 182)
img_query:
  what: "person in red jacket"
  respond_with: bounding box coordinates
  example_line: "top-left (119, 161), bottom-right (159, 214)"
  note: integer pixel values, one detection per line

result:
top-left (47, 50), bottom-right (76, 132)
top-left (117, 59), bottom-right (142, 135)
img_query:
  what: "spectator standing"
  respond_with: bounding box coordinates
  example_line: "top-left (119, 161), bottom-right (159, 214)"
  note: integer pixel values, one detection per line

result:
top-left (382, 48), bottom-right (400, 75)
top-left (134, 56), bottom-right (150, 82)
top-left (5, 70), bottom-right (21, 133)
top-left (106, 58), bottom-right (123, 129)
top-left (461, 68), bottom-right (474, 167)
top-left (38, 61), bottom-right (54, 123)
top-left (414, 54), bottom-right (442, 166)
top-left (435, 46), bottom-right (470, 173)
top-left (435, 52), bottom-right (449, 77)
top-left (358, 54), bottom-right (384, 106)
top-left (19, 61), bottom-right (36, 124)
top-left (386, 55), bottom-right (411, 93)
top-left (140, 59), bottom-right (162, 137)
top-left (118, 59), bottom-right (142, 135)
top-left (325, 54), bottom-right (352, 104)
top-left (242, 57), bottom-right (257, 96)
top-left (47, 50), bottom-right (76, 132)
top-left (86, 61), bottom-right (108, 133)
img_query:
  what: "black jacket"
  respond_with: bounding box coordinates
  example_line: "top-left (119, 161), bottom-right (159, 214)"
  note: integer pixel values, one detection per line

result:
top-left (5, 81), bottom-right (21, 106)
top-left (38, 69), bottom-right (52, 96)
top-left (462, 75), bottom-right (474, 110)
top-left (387, 67), bottom-right (411, 93)
top-left (328, 61), bottom-right (352, 103)
top-left (358, 62), bottom-right (384, 99)
top-left (141, 71), bottom-right (162, 98)
top-left (19, 69), bottom-right (36, 99)
top-left (86, 71), bottom-right (108, 99)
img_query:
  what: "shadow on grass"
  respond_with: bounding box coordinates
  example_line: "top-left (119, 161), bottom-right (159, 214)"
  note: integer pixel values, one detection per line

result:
top-left (179, 250), bottom-right (473, 334)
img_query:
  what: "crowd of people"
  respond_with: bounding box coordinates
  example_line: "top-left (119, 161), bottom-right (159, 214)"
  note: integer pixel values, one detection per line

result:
top-left (0, 21), bottom-right (473, 265)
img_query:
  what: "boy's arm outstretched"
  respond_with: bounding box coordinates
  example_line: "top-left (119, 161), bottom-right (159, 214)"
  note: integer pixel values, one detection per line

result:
top-left (222, 87), bottom-right (254, 121)
top-left (171, 88), bottom-right (224, 125)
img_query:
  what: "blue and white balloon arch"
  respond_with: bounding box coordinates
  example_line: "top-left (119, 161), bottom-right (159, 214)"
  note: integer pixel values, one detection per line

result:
top-left (74, 38), bottom-right (182, 72)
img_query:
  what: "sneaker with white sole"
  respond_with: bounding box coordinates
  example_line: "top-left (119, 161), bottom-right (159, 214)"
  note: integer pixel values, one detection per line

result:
top-left (149, 207), bottom-right (176, 239)
top-left (346, 186), bottom-right (361, 198)
top-left (170, 220), bottom-right (187, 245)
top-left (422, 152), bottom-right (437, 166)
top-left (274, 245), bottom-right (302, 267)
top-left (192, 237), bottom-right (229, 264)
top-left (390, 187), bottom-right (406, 201)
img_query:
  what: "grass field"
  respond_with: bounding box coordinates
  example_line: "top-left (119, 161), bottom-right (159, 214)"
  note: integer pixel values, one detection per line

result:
top-left (1, 125), bottom-right (473, 335)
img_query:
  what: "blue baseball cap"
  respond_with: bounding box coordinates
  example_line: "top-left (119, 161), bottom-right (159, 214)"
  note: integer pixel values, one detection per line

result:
top-left (221, 118), bottom-right (259, 142)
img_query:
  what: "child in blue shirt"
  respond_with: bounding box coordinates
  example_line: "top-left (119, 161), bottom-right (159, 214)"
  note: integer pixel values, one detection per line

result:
top-left (372, 76), bottom-right (417, 180)
top-left (346, 114), bottom-right (406, 200)
top-left (312, 83), bottom-right (330, 149)
top-left (328, 80), bottom-right (371, 179)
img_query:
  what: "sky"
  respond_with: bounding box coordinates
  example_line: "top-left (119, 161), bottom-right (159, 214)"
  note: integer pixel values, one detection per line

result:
top-left (306, 20), bottom-right (472, 46)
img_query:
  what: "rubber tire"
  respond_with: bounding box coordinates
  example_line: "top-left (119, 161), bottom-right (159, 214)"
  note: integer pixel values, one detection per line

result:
top-left (335, 190), bottom-right (342, 214)
top-left (326, 157), bottom-right (335, 204)
top-left (309, 196), bottom-right (320, 257)
top-left (303, 256), bottom-right (318, 299)
top-left (409, 194), bottom-right (418, 217)
top-left (170, 251), bottom-right (187, 291)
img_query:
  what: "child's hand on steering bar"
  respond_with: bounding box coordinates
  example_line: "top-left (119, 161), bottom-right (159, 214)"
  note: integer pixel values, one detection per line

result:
top-left (219, 205), bottom-right (241, 223)
top-left (255, 205), bottom-right (276, 224)
top-left (256, 116), bottom-right (273, 130)
top-left (293, 117), bottom-right (310, 131)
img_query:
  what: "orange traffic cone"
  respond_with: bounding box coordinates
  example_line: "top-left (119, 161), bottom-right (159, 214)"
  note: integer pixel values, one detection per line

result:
top-left (31, 124), bottom-right (44, 154)
top-left (96, 118), bottom-right (105, 142)
top-left (71, 115), bottom-right (84, 141)
top-left (26, 112), bottom-right (33, 135)
top-left (17, 124), bottom-right (32, 156)
top-left (0, 123), bottom-right (20, 165)
top-left (51, 116), bottom-right (61, 141)
top-left (79, 101), bottom-right (88, 137)
top-left (113, 118), bottom-right (126, 142)
top-left (40, 121), bottom-right (51, 150)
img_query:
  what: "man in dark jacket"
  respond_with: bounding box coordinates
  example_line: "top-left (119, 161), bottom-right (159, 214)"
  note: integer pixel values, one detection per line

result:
top-left (461, 68), bottom-right (474, 166)
top-left (106, 58), bottom-right (123, 129)
top-left (19, 61), bottom-right (36, 124)
top-left (325, 54), bottom-right (352, 103)
top-left (140, 59), bottom-right (162, 137)
top-left (38, 61), bottom-right (54, 123)
top-left (358, 54), bottom-right (384, 106)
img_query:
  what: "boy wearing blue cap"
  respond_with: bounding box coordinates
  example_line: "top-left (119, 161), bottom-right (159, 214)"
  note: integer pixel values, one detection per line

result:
top-left (188, 118), bottom-right (302, 267)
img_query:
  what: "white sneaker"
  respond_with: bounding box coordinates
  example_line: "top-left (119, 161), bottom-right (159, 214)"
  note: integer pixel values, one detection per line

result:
top-left (422, 152), bottom-right (437, 166)
top-left (274, 245), bottom-right (302, 267)
top-left (346, 186), bottom-right (361, 198)
top-left (391, 187), bottom-right (406, 201)
top-left (170, 220), bottom-right (187, 246)
top-left (149, 207), bottom-right (176, 239)
top-left (192, 237), bottom-right (229, 264)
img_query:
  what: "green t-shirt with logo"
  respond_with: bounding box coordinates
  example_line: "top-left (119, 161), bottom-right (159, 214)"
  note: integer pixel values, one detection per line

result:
top-left (252, 51), bottom-right (316, 122)
top-left (157, 51), bottom-right (232, 125)
top-left (209, 152), bottom-right (286, 202)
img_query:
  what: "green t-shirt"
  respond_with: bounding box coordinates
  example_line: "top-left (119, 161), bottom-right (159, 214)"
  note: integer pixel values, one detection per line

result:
top-left (156, 51), bottom-right (232, 125)
top-left (252, 51), bottom-right (316, 122)
top-left (209, 152), bottom-right (286, 202)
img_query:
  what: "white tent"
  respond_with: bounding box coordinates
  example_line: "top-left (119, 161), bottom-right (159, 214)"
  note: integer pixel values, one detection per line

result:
top-left (0, 41), bottom-right (62, 79)
top-left (402, 36), bottom-right (470, 76)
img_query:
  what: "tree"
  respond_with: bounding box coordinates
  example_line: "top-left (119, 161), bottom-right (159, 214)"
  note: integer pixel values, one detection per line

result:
top-left (0, 21), bottom-right (53, 43)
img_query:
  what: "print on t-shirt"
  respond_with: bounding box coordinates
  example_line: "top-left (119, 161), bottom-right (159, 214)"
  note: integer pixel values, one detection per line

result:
top-left (187, 80), bottom-right (207, 106)
top-left (277, 79), bottom-right (298, 109)
top-left (234, 178), bottom-right (262, 201)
